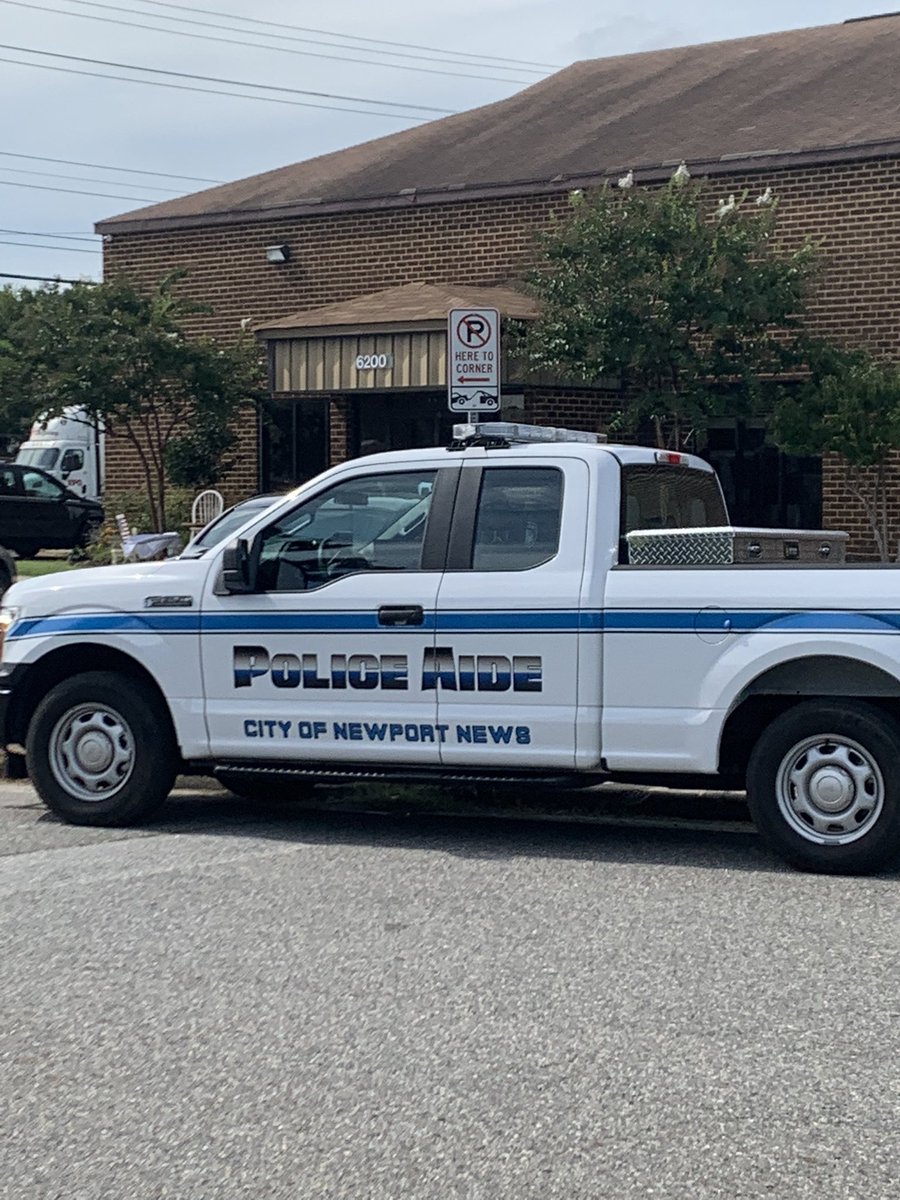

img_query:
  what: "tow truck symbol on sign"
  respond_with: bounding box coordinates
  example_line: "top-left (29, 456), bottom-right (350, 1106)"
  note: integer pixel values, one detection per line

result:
top-left (448, 306), bottom-right (501, 413)
top-left (449, 388), bottom-right (498, 411)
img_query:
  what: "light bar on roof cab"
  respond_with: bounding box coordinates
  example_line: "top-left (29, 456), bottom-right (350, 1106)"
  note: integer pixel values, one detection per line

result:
top-left (452, 421), bottom-right (606, 445)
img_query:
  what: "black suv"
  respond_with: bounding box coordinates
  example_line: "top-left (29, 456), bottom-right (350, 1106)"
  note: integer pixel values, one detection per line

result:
top-left (0, 463), bottom-right (104, 558)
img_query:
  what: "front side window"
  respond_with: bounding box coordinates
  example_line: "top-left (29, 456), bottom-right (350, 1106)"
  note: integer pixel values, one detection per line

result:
top-left (471, 467), bottom-right (563, 571)
top-left (20, 469), bottom-right (64, 499)
top-left (256, 470), bottom-right (437, 591)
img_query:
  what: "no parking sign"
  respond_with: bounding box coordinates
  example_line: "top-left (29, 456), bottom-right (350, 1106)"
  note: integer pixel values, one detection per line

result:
top-left (447, 308), bottom-right (501, 413)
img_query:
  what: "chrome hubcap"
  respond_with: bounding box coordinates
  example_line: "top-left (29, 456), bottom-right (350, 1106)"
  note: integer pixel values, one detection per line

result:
top-left (776, 734), bottom-right (884, 845)
top-left (49, 704), bottom-right (135, 802)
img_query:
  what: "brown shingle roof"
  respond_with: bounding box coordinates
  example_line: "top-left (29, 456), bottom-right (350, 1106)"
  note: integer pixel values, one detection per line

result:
top-left (254, 282), bottom-right (539, 335)
top-left (98, 15), bottom-right (900, 234)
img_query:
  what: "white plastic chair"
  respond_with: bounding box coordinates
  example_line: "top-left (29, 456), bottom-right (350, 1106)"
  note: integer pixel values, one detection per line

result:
top-left (190, 488), bottom-right (225, 537)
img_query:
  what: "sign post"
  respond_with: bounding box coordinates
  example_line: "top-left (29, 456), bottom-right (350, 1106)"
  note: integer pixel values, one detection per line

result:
top-left (447, 307), bottom-right (501, 414)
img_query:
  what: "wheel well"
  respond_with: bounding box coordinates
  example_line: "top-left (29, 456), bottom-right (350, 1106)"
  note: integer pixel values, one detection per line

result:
top-left (718, 656), bottom-right (900, 780)
top-left (9, 644), bottom-right (179, 754)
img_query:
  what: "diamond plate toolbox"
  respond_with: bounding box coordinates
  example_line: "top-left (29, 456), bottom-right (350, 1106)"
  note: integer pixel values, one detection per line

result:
top-left (626, 526), bottom-right (849, 566)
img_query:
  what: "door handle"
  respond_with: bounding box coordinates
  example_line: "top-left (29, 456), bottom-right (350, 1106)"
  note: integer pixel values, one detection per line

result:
top-left (378, 604), bottom-right (424, 627)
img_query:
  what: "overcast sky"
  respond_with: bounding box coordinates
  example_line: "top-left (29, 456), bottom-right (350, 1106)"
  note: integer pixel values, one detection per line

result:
top-left (0, 0), bottom-right (890, 282)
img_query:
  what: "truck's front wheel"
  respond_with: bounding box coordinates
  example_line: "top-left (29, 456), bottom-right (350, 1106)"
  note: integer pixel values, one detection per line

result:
top-left (26, 671), bottom-right (178, 826)
top-left (747, 700), bottom-right (900, 874)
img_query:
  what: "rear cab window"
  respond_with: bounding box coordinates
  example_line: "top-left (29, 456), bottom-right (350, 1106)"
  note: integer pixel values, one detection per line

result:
top-left (619, 464), bottom-right (727, 563)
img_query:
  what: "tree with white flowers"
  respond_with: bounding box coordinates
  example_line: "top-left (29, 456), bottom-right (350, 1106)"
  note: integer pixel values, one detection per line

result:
top-left (516, 173), bottom-right (818, 449)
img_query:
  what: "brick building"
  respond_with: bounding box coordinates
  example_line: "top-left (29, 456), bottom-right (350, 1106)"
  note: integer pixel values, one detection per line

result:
top-left (97, 14), bottom-right (900, 553)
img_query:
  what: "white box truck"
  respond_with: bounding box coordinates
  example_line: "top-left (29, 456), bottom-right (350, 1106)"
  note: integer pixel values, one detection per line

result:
top-left (15, 407), bottom-right (105, 501)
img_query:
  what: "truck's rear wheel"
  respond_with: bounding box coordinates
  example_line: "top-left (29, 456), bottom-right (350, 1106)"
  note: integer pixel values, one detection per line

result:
top-left (747, 700), bottom-right (900, 874)
top-left (26, 671), bottom-right (178, 826)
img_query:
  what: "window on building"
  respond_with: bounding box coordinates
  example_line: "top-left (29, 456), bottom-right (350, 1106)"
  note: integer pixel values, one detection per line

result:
top-left (470, 467), bottom-right (563, 571)
top-left (260, 398), bottom-right (329, 491)
top-left (256, 469), bottom-right (437, 591)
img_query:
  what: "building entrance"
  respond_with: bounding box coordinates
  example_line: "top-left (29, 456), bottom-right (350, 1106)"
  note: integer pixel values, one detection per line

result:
top-left (260, 398), bottom-right (329, 491)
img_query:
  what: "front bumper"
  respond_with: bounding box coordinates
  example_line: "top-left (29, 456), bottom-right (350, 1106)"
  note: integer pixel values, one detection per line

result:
top-left (0, 661), bottom-right (31, 778)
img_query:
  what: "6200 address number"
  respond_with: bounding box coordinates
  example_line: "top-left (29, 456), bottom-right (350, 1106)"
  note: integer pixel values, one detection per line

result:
top-left (355, 353), bottom-right (394, 370)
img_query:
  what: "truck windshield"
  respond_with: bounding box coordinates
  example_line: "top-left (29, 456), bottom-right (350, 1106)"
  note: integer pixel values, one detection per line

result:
top-left (621, 464), bottom-right (727, 536)
top-left (17, 447), bottom-right (59, 469)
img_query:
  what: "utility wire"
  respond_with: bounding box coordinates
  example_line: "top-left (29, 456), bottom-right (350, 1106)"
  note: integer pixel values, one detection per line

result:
top-left (0, 271), bottom-right (94, 283)
top-left (0, 1), bottom-right (537, 84)
top-left (67, 0), bottom-right (560, 69)
top-left (42, 0), bottom-right (549, 75)
top-left (0, 165), bottom-right (183, 193)
top-left (0, 150), bottom-right (224, 185)
top-left (0, 239), bottom-right (100, 252)
top-left (0, 177), bottom-right (159, 201)
top-left (0, 43), bottom-right (456, 114)
top-left (0, 53), bottom-right (441, 121)
top-left (0, 227), bottom-right (99, 241)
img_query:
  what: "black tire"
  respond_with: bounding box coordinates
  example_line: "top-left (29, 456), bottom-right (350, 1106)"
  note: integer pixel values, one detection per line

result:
top-left (7, 541), bottom-right (40, 559)
top-left (79, 517), bottom-right (102, 548)
top-left (26, 670), bottom-right (179, 826)
top-left (214, 771), bottom-right (317, 804)
top-left (747, 700), bottom-right (900, 874)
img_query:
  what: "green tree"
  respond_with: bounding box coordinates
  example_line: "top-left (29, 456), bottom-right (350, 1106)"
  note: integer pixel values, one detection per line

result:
top-left (773, 347), bottom-right (900, 561)
top-left (1, 275), bottom-right (264, 530)
top-left (515, 177), bottom-right (818, 448)
top-left (0, 286), bottom-right (44, 442)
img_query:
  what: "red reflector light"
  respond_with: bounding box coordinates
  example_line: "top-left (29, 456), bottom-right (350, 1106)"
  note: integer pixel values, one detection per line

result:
top-left (655, 451), bottom-right (685, 465)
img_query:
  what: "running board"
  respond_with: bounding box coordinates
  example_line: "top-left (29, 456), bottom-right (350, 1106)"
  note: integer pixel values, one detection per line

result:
top-left (204, 761), bottom-right (598, 788)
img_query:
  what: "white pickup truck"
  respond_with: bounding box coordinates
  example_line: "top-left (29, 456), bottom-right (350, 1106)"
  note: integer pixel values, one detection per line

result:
top-left (2, 423), bottom-right (899, 874)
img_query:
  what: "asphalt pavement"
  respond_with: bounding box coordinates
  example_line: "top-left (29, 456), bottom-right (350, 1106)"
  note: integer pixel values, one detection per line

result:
top-left (3, 778), bottom-right (900, 1199)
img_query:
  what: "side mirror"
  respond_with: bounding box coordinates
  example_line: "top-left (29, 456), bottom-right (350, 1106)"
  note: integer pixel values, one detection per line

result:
top-left (222, 537), bottom-right (257, 593)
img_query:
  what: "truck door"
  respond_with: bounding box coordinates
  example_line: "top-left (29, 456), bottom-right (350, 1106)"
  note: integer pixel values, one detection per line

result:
top-left (59, 446), bottom-right (87, 497)
top-left (14, 467), bottom-right (78, 547)
top-left (434, 457), bottom-right (589, 769)
top-left (200, 463), bottom-right (457, 764)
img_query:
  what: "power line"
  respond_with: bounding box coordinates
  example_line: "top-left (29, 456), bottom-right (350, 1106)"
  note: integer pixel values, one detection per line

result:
top-left (0, 43), bottom-right (457, 114)
top-left (0, 227), bottom-right (99, 241)
top-left (45, 0), bottom-right (547, 76)
top-left (0, 239), bottom-right (100, 252)
top-left (0, 271), bottom-right (94, 283)
top-left (0, 53), bottom-right (441, 121)
top-left (0, 0), bottom-right (539, 84)
top-left (0, 165), bottom-right (183, 193)
top-left (69, 0), bottom-right (560, 69)
top-left (0, 150), bottom-right (224, 185)
top-left (0, 177), bottom-right (159, 201)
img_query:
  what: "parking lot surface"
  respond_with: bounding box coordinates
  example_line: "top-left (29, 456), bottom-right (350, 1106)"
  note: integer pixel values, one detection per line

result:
top-left (3, 779), bottom-right (900, 1199)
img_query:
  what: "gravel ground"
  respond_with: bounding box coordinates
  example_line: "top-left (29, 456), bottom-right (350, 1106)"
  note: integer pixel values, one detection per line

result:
top-left (3, 779), bottom-right (900, 1199)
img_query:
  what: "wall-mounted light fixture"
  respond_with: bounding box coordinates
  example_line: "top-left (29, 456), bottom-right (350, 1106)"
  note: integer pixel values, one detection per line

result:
top-left (265, 244), bottom-right (290, 264)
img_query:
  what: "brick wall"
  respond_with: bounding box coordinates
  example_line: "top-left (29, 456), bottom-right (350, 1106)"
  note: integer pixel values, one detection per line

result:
top-left (102, 155), bottom-right (900, 553)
